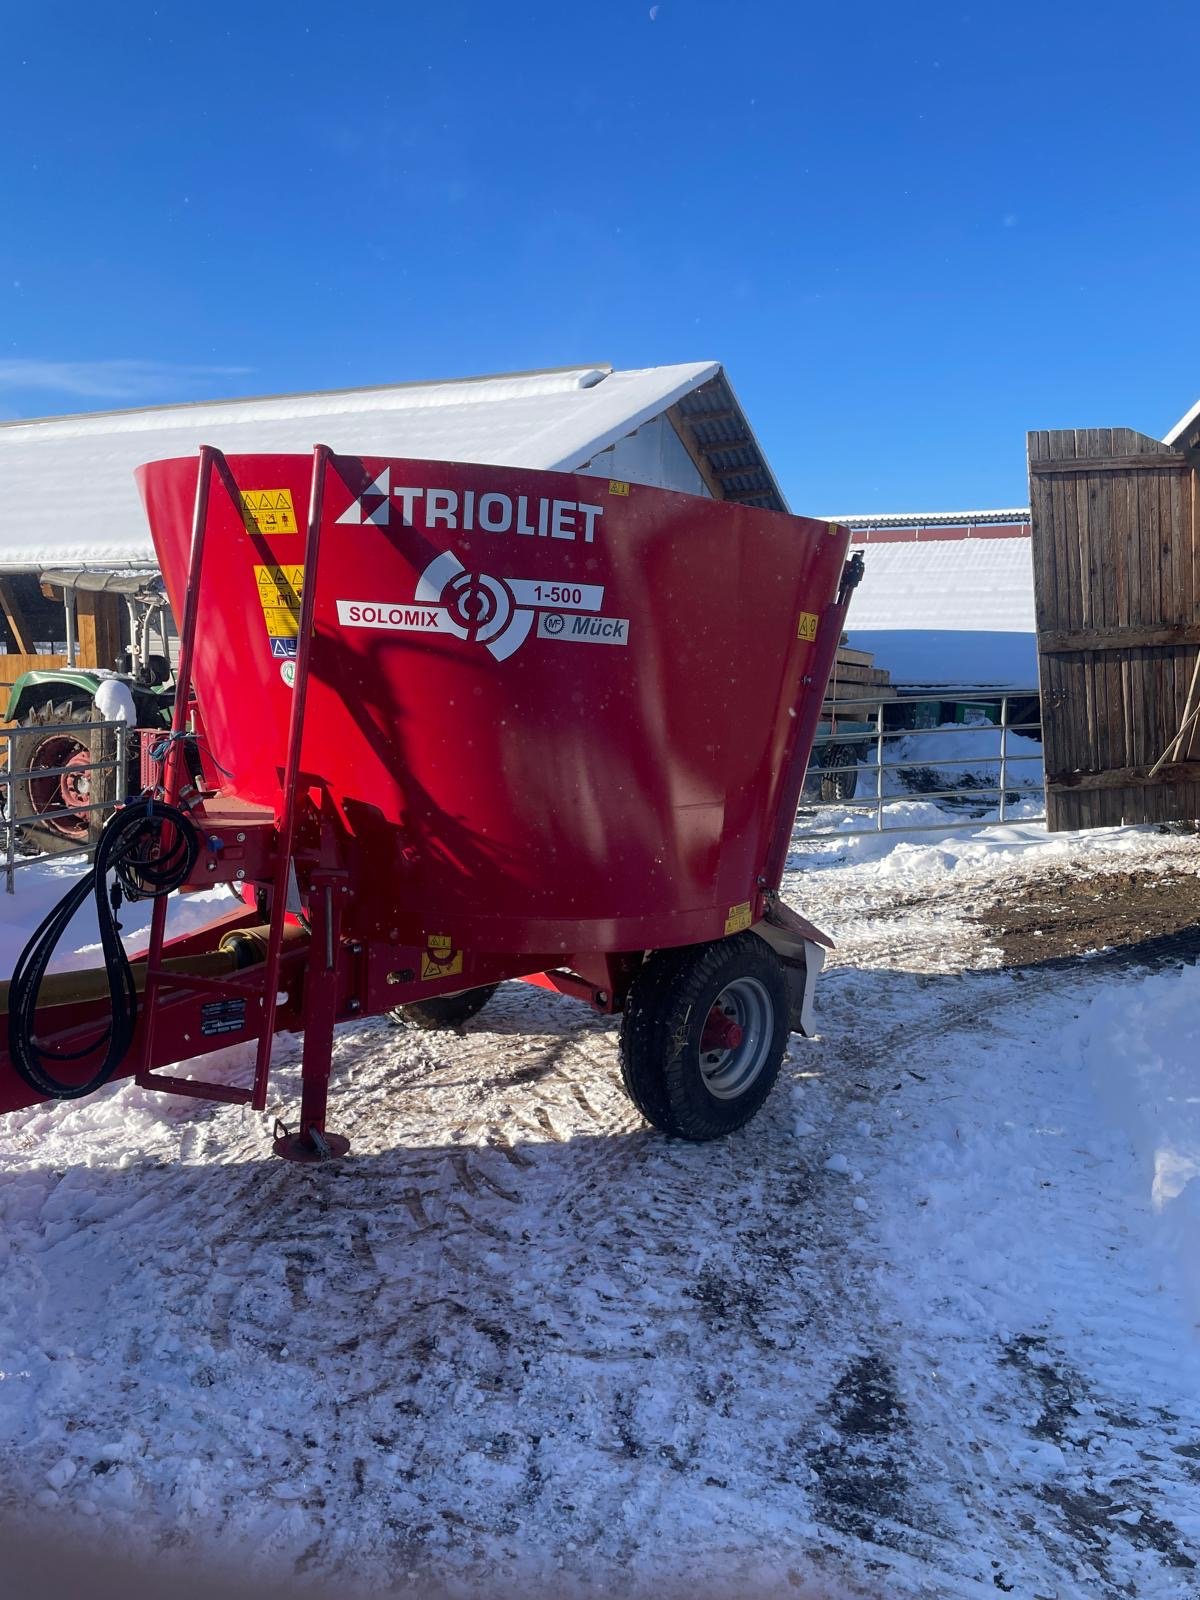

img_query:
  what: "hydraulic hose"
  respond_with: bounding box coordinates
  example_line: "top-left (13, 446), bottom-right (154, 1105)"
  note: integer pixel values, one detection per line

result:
top-left (7, 798), bottom-right (200, 1100)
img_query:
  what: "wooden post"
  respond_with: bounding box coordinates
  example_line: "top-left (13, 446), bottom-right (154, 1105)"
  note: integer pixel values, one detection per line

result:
top-left (0, 579), bottom-right (38, 655)
top-left (74, 591), bottom-right (123, 670)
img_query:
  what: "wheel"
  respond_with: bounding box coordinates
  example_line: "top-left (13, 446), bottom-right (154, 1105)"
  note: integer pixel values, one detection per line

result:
top-left (390, 984), bottom-right (499, 1030)
top-left (619, 932), bottom-right (790, 1140)
top-left (8, 700), bottom-right (114, 855)
top-left (819, 743), bottom-right (859, 803)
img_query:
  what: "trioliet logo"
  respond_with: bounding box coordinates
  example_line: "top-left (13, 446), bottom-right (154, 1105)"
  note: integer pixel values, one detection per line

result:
top-left (336, 469), bottom-right (605, 543)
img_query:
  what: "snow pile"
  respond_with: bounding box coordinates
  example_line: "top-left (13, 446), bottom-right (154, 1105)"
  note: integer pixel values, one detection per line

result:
top-left (824, 718), bottom-right (1043, 806)
top-left (1068, 968), bottom-right (1200, 1323)
top-left (0, 861), bottom-right (228, 975)
top-left (876, 718), bottom-right (1044, 794)
top-left (788, 808), bottom-right (1147, 880)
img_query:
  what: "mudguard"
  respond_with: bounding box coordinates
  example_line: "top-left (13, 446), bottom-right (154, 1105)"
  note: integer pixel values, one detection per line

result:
top-left (751, 894), bottom-right (833, 1038)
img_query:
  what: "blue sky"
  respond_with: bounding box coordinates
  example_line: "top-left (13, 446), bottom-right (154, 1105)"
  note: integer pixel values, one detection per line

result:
top-left (2, 1), bottom-right (1196, 512)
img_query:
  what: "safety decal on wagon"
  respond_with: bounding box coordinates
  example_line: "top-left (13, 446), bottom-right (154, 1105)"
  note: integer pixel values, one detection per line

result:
top-left (254, 564), bottom-right (304, 657)
top-left (241, 489), bottom-right (298, 535)
top-left (420, 934), bottom-right (463, 982)
top-left (336, 551), bottom-right (629, 661)
top-left (796, 611), bottom-right (819, 642)
top-left (724, 901), bottom-right (753, 935)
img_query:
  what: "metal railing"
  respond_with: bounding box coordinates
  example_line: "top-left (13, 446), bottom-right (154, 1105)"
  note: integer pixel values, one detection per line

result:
top-left (1, 719), bottom-right (129, 892)
top-left (798, 689), bottom-right (1045, 840)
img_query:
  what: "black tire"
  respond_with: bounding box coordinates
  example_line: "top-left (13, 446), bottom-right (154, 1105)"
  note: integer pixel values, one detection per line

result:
top-left (8, 700), bottom-right (115, 856)
top-left (619, 932), bottom-right (790, 1140)
top-left (390, 984), bottom-right (499, 1030)
top-left (819, 743), bottom-right (859, 803)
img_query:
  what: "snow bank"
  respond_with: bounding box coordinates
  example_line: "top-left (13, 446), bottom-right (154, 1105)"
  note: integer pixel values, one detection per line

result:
top-left (788, 807), bottom-right (1154, 879)
top-left (877, 720), bottom-right (1044, 793)
top-left (0, 857), bottom-right (231, 975)
top-left (1067, 967), bottom-right (1200, 1323)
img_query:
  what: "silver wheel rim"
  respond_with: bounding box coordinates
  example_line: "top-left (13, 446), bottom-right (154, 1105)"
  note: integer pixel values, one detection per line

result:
top-left (699, 976), bottom-right (774, 1100)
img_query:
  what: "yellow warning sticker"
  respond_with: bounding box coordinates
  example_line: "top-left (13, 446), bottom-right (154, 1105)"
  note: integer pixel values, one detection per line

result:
top-left (241, 489), bottom-right (298, 535)
top-left (608, 479), bottom-right (630, 496)
top-left (420, 933), bottom-right (464, 982)
top-left (724, 901), bottom-right (753, 935)
top-left (796, 611), bottom-right (819, 642)
top-left (253, 564), bottom-right (304, 643)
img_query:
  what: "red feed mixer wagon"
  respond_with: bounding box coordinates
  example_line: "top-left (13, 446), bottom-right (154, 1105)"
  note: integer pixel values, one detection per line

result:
top-left (2, 447), bottom-right (861, 1160)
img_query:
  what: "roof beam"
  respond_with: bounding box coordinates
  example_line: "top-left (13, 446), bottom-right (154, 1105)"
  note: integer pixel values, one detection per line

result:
top-left (0, 579), bottom-right (38, 654)
top-left (666, 404), bottom-right (727, 500)
top-left (699, 436), bottom-right (756, 455)
top-left (677, 407), bottom-right (737, 426)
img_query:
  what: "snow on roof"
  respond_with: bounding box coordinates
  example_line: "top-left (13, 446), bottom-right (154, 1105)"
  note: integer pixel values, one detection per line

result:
top-left (1165, 396), bottom-right (1200, 451)
top-left (844, 525), bottom-right (1037, 688)
top-left (0, 361), bottom-right (735, 570)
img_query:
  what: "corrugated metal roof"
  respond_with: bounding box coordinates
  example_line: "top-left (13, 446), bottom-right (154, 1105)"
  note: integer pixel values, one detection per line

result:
top-left (829, 508), bottom-right (1030, 529)
top-left (0, 360), bottom-right (768, 570)
top-left (672, 372), bottom-right (787, 512)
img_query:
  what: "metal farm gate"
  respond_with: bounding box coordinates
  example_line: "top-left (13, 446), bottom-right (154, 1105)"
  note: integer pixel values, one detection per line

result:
top-left (1028, 427), bottom-right (1200, 831)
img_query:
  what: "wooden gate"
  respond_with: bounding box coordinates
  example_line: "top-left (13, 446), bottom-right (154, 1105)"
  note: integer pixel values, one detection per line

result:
top-left (1028, 427), bottom-right (1199, 830)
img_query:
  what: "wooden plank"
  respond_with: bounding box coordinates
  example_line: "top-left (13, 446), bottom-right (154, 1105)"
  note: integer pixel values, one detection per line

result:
top-left (1171, 467), bottom-right (1190, 777)
top-left (827, 662), bottom-right (892, 684)
top-left (1144, 459), bottom-right (1164, 796)
top-left (0, 652), bottom-right (69, 687)
top-left (1028, 431), bottom-right (1065, 828)
top-left (1050, 431), bottom-right (1083, 796)
top-left (1047, 759), bottom-right (1200, 793)
top-left (1133, 457), bottom-right (1152, 796)
top-left (74, 591), bottom-right (124, 670)
top-left (1039, 622), bottom-right (1200, 651)
top-left (822, 681), bottom-right (897, 704)
top-left (0, 580), bottom-right (39, 655)
top-left (1030, 453), bottom-right (1188, 475)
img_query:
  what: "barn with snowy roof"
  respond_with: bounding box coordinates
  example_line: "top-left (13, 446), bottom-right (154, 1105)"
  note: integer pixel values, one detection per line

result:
top-left (0, 360), bottom-right (782, 681)
top-left (833, 509), bottom-right (1038, 690)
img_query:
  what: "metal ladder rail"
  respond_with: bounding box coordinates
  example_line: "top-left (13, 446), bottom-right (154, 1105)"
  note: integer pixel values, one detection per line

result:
top-left (249, 443), bottom-right (332, 1109)
top-left (135, 444), bottom-right (331, 1109)
top-left (136, 445), bottom-right (241, 1098)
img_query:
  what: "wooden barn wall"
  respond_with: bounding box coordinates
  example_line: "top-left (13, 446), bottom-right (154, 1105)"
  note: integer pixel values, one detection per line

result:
top-left (1028, 427), bottom-right (1199, 830)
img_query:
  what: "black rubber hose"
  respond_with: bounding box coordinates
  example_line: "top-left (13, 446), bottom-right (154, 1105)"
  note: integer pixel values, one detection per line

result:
top-left (7, 798), bottom-right (200, 1101)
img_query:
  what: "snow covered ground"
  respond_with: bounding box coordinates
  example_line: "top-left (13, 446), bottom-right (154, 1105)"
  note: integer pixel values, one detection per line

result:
top-left (2, 816), bottom-right (1200, 1597)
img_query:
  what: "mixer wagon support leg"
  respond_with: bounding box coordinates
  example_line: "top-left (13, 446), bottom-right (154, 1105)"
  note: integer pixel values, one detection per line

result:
top-left (272, 870), bottom-right (351, 1164)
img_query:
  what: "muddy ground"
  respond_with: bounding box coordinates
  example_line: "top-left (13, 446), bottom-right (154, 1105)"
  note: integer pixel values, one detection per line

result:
top-left (970, 863), bottom-right (1200, 966)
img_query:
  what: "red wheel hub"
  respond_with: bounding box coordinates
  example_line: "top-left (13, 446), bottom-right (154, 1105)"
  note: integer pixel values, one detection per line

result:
top-left (27, 734), bottom-right (92, 840)
top-left (701, 1005), bottom-right (744, 1053)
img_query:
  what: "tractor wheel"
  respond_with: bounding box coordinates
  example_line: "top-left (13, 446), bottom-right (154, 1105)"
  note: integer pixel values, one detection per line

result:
top-left (819, 743), bottom-right (860, 803)
top-left (8, 701), bottom-right (113, 856)
top-left (390, 984), bottom-right (500, 1030)
top-left (618, 932), bottom-right (790, 1140)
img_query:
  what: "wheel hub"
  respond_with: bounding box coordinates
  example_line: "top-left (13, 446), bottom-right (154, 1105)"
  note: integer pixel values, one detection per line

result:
top-left (698, 976), bottom-right (774, 1100)
top-left (27, 734), bottom-right (92, 841)
top-left (701, 1008), bottom-right (744, 1052)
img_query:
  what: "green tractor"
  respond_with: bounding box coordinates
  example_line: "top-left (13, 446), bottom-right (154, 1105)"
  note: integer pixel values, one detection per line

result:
top-left (5, 573), bottom-right (176, 855)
